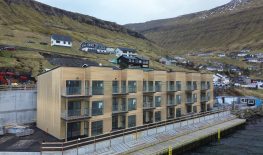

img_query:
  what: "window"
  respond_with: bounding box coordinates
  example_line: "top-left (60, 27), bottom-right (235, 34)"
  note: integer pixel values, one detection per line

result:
top-left (155, 111), bottom-right (161, 122)
top-left (92, 101), bottom-right (104, 116)
top-left (207, 92), bottom-right (211, 100)
top-left (193, 81), bottom-right (197, 90)
top-left (92, 81), bottom-right (104, 95)
top-left (155, 96), bottom-right (161, 107)
top-left (121, 81), bottom-right (126, 93)
top-left (64, 41), bottom-right (66, 44)
top-left (143, 81), bottom-right (147, 92)
top-left (207, 81), bottom-right (211, 89)
top-left (176, 81), bottom-right (181, 91)
top-left (193, 94), bottom-right (197, 102)
top-left (66, 80), bottom-right (81, 95)
top-left (128, 81), bottom-right (137, 93)
top-left (68, 42), bottom-right (70, 45)
top-left (128, 115), bottom-right (136, 128)
top-left (128, 98), bottom-right (137, 111)
top-left (148, 81), bottom-right (154, 92)
top-left (176, 95), bottom-right (181, 104)
top-left (155, 81), bottom-right (162, 92)
top-left (112, 81), bottom-right (119, 94)
top-left (176, 108), bottom-right (181, 117)
top-left (56, 40), bottom-right (60, 43)
top-left (201, 81), bottom-right (206, 90)
top-left (193, 106), bottom-right (197, 113)
top-left (168, 81), bottom-right (175, 91)
top-left (187, 81), bottom-right (192, 90)
top-left (91, 121), bottom-right (103, 136)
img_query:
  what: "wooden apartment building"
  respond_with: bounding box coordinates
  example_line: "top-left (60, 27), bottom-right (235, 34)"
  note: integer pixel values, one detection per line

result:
top-left (37, 66), bottom-right (213, 140)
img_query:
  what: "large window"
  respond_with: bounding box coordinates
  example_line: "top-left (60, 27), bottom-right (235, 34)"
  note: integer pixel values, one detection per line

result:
top-left (176, 95), bottom-right (181, 104)
top-left (112, 81), bottom-right (119, 94)
top-left (128, 98), bottom-right (137, 111)
top-left (121, 81), bottom-right (126, 93)
top-left (193, 94), bottom-right (197, 102)
top-left (155, 96), bottom-right (161, 107)
top-left (186, 81), bottom-right (192, 90)
top-left (92, 101), bottom-right (104, 116)
top-left (168, 81), bottom-right (175, 91)
top-left (207, 92), bottom-right (211, 100)
top-left (207, 81), bottom-right (211, 89)
top-left (148, 81), bottom-right (154, 92)
top-left (201, 81), bottom-right (206, 90)
top-left (91, 121), bottom-right (103, 136)
top-left (155, 81), bottom-right (162, 92)
top-left (92, 81), bottom-right (104, 95)
top-left (128, 115), bottom-right (136, 128)
top-left (155, 111), bottom-right (161, 122)
top-left (193, 106), bottom-right (197, 113)
top-left (193, 81), bottom-right (197, 90)
top-left (66, 80), bottom-right (81, 95)
top-left (128, 81), bottom-right (137, 93)
top-left (176, 81), bottom-right (181, 91)
top-left (176, 108), bottom-right (181, 117)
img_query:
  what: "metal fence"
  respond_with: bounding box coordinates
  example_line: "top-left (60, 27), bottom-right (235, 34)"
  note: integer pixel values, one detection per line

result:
top-left (41, 108), bottom-right (229, 152)
top-left (0, 85), bottom-right (36, 91)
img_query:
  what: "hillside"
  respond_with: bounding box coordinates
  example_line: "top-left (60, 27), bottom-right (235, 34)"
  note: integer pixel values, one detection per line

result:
top-left (125, 0), bottom-right (263, 52)
top-left (0, 0), bottom-right (180, 76)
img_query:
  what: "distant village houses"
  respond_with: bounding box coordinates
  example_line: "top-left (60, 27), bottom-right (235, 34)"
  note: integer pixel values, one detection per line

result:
top-left (51, 34), bottom-right (72, 47)
top-left (115, 47), bottom-right (137, 57)
top-left (80, 41), bottom-right (107, 54)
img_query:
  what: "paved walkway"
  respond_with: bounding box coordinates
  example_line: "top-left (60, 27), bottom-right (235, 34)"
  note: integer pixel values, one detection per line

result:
top-left (72, 113), bottom-right (244, 155)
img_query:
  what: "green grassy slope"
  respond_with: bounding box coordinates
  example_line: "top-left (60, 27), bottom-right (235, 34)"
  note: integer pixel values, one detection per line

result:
top-left (0, 0), bottom-right (183, 76)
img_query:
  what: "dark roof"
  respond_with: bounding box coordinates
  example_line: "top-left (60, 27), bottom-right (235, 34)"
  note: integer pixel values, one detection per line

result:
top-left (51, 34), bottom-right (72, 42)
top-left (118, 47), bottom-right (136, 53)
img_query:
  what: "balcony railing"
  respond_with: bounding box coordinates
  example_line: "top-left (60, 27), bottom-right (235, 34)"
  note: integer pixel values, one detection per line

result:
top-left (167, 86), bottom-right (176, 92)
top-left (61, 109), bottom-right (90, 121)
top-left (66, 87), bottom-right (81, 95)
top-left (186, 85), bottom-right (194, 91)
top-left (201, 96), bottom-right (208, 102)
top-left (143, 102), bottom-right (155, 109)
top-left (167, 100), bottom-right (176, 106)
top-left (112, 105), bottom-right (127, 113)
top-left (201, 85), bottom-right (209, 91)
top-left (112, 86), bottom-right (127, 95)
top-left (186, 98), bottom-right (194, 104)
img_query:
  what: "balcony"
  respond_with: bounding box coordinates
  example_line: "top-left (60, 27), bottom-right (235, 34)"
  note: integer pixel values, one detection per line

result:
top-left (201, 96), bottom-right (208, 102)
top-left (186, 98), bottom-right (194, 104)
top-left (167, 86), bottom-right (177, 93)
top-left (61, 109), bottom-right (90, 121)
top-left (112, 86), bottom-right (128, 96)
top-left (143, 86), bottom-right (156, 94)
top-left (201, 85), bottom-right (209, 91)
top-left (167, 100), bottom-right (176, 106)
top-left (185, 85), bottom-right (194, 93)
top-left (143, 102), bottom-right (155, 110)
top-left (112, 105), bottom-right (127, 114)
top-left (62, 87), bottom-right (91, 98)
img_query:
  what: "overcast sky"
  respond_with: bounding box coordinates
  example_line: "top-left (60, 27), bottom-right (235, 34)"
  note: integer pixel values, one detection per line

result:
top-left (35, 0), bottom-right (231, 25)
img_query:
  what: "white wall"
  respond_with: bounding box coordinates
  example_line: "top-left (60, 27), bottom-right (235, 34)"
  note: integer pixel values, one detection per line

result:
top-left (51, 38), bottom-right (72, 47)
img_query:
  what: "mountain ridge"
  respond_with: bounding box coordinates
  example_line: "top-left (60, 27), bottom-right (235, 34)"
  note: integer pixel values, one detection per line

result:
top-left (125, 0), bottom-right (263, 52)
top-left (2, 0), bottom-right (146, 39)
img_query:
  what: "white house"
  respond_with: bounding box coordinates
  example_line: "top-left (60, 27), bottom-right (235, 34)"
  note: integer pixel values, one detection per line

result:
top-left (218, 53), bottom-right (226, 57)
top-left (51, 34), bottom-right (72, 47)
top-left (237, 53), bottom-right (247, 57)
top-left (106, 47), bottom-right (115, 54)
top-left (115, 47), bottom-right (137, 57)
top-left (213, 73), bottom-right (230, 86)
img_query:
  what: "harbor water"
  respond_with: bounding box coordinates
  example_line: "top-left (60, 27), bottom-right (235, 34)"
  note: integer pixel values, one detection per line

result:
top-left (184, 117), bottom-right (263, 155)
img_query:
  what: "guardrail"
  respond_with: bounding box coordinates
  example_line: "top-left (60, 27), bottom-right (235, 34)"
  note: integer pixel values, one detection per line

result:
top-left (41, 108), bottom-right (230, 152)
top-left (0, 85), bottom-right (36, 91)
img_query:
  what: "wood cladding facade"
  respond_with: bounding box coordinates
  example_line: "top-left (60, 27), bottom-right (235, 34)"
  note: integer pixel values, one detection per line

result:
top-left (37, 67), bottom-right (214, 140)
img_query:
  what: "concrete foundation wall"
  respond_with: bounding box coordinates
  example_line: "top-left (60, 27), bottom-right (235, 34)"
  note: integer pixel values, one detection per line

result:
top-left (0, 90), bottom-right (37, 125)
